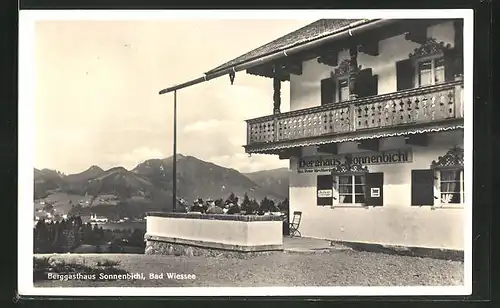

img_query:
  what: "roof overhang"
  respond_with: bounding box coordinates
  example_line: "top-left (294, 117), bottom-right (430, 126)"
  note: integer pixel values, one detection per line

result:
top-left (159, 19), bottom-right (398, 95)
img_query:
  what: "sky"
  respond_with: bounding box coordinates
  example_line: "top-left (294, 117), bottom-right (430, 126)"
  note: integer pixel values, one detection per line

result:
top-left (34, 19), bottom-right (315, 174)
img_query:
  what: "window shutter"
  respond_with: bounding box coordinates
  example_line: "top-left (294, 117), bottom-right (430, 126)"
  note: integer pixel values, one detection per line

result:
top-left (354, 68), bottom-right (373, 98)
top-left (443, 48), bottom-right (457, 82)
top-left (411, 169), bottom-right (435, 206)
top-left (370, 74), bottom-right (379, 96)
top-left (317, 175), bottom-right (334, 206)
top-left (365, 172), bottom-right (384, 206)
top-left (321, 78), bottom-right (336, 105)
top-left (396, 59), bottom-right (414, 91)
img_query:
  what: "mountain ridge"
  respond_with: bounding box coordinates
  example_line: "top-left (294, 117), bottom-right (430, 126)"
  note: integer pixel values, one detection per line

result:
top-left (34, 154), bottom-right (289, 219)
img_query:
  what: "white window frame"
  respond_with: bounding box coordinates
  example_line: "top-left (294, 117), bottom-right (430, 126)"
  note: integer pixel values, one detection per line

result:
top-left (335, 174), bottom-right (366, 206)
top-left (434, 168), bottom-right (465, 207)
top-left (413, 53), bottom-right (446, 88)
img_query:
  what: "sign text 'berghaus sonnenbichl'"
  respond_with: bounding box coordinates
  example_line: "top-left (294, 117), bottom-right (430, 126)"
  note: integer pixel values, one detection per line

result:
top-left (297, 149), bottom-right (413, 173)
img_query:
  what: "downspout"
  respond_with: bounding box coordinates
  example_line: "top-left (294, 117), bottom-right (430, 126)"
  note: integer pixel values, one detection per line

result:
top-left (158, 19), bottom-right (399, 95)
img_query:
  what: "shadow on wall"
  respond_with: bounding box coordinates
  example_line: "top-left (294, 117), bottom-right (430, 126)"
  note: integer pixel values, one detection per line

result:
top-left (289, 131), bottom-right (464, 189)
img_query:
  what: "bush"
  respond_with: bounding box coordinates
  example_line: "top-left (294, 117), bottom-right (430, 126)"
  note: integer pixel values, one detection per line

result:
top-left (96, 260), bottom-right (120, 267)
top-left (33, 257), bottom-right (131, 282)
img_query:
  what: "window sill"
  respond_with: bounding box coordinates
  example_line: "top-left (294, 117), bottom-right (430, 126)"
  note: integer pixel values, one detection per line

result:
top-left (432, 204), bottom-right (465, 210)
top-left (330, 204), bottom-right (368, 209)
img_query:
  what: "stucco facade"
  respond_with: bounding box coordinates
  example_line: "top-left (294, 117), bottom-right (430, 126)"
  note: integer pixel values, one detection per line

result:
top-left (290, 21), bottom-right (456, 110)
top-left (286, 21), bottom-right (465, 250)
top-left (289, 131), bottom-right (464, 250)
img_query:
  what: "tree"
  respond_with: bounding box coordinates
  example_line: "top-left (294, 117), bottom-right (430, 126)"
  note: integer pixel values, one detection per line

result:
top-left (43, 203), bottom-right (54, 213)
top-left (278, 198), bottom-right (289, 212)
top-left (226, 192), bottom-right (237, 204)
top-left (259, 197), bottom-right (273, 213)
top-left (242, 198), bottom-right (259, 215)
top-left (215, 198), bottom-right (224, 207)
top-left (242, 193), bottom-right (250, 207)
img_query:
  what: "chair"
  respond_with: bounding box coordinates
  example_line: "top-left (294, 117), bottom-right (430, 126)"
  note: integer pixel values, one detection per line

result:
top-left (288, 211), bottom-right (302, 237)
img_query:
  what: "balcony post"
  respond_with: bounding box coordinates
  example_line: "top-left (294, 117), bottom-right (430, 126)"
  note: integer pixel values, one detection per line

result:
top-left (247, 121), bottom-right (251, 145)
top-left (273, 65), bottom-right (282, 115)
top-left (349, 104), bottom-right (356, 131)
top-left (348, 45), bottom-right (359, 100)
top-left (454, 75), bottom-right (464, 118)
top-left (274, 117), bottom-right (279, 142)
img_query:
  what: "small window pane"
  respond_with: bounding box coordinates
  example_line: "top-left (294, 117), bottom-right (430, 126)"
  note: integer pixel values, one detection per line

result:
top-left (435, 57), bottom-right (445, 68)
top-left (441, 193), bottom-right (461, 204)
top-left (418, 60), bottom-right (432, 86)
top-left (355, 185), bottom-right (365, 194)
top-left (355, 195), bottom-right (365, 203)
top-left (441, 170), bottom-right (461, 181)
top-left (339, 87), bottom-right (349, 102)
top-left (441, 183), bottom-right (460, 193)
top-left (340, 195), bottom-right (353, 204)
top-left (339, 176), bottom-right (352, 185)
top-left (354, 175), bottom-right (365, 184)
top-left (435, 67), bottom-right (445, 83)
top-left (339, 185), bottom-right (353, 194)
top-left (419, 60), bottom-right (432, 70)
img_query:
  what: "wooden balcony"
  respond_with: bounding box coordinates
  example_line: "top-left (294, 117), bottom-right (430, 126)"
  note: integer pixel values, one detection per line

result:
top-left (245, 79), bottom-right (464, 153)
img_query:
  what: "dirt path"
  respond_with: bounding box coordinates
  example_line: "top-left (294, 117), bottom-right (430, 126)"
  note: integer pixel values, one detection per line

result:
top-left (34, 250), bottom-right (463, 288)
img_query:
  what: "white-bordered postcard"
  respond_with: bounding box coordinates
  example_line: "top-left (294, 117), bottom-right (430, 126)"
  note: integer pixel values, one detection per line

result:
top-left (19, 9), bottom-right (473, 297)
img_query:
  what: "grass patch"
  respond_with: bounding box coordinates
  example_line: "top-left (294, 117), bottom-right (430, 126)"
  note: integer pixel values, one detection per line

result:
top-left (33, 256), bottom-right (130, 282)
top-left (95, 260), bottom-right (120, 267)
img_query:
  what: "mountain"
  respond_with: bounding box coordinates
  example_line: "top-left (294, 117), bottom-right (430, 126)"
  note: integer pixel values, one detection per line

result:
top-left (132, 154), bottom-right (284, 202)
top-left (65, 165), bottom-right (104, 183)
top-left (34, 154), bottom-right (289, 218)
top-left (244, 168), bottom-right (290, 199)
top-left (34, 168), bottom-right (66, 199)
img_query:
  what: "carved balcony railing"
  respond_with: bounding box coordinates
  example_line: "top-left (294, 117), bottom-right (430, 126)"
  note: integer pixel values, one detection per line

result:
top-left (246, 79), bottom-right (464, 146)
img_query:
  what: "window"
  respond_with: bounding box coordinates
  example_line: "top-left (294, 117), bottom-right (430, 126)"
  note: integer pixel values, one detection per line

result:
top-left (338, 174), bottom-right (365, 204)
top-left (438, 169), bottom-right (464, 204)
top-left (321, 68), bottom-right (378, 104)
top-left (416, 55), bottom-right (446, 87)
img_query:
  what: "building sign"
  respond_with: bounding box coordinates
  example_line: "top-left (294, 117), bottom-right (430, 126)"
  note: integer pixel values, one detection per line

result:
top-left (370, 187), bottom-right (380, 198)
top-left (317, 189), bottom-right (333, 198)
top-left (298, 149), bottom-right (413, 174)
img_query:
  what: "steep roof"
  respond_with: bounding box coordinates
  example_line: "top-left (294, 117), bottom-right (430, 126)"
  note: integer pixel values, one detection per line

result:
top-left (205, 19), bottom-right (371, 74)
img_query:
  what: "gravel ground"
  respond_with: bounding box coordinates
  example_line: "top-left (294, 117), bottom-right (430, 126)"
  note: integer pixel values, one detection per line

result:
top-left (34, 250), bottom-right (463, 287)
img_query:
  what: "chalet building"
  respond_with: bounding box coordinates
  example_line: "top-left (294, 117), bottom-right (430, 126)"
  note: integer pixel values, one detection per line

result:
top-left (169, 18), bottom-right (466, 251)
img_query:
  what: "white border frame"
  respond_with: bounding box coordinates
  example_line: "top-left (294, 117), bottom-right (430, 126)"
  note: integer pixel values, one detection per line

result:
top-left (19, 9), bottom-right (474, 297)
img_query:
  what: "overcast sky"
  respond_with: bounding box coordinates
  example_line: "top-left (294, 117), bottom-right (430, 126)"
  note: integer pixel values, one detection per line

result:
top-left (34, 19), bottom-right (314, 174)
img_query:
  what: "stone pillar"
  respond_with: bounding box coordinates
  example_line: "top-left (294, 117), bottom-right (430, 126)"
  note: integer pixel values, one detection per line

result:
top-left (348, 46), bottom-right (359, 100)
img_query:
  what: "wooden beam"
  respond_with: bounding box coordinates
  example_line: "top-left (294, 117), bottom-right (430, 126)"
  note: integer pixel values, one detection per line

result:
top-left (317, 143), bottom-right (338, 155)
top-left (405, 27), bottom-right (427, 44)
top-left (273, 68), bottom-right (281, 114)
top-left (317, 55), bottom-right (338, 67)
top-left (359, 41), bottom-right (379, 56)
top-left (246, 65), bottom-right (289, 81)
top-left (357, 139), bottom-right (380, 152)
top-left (405, 134), bottom-right (429, 147)
top-left (281, 61), bottom-right (302, 76)
top-left (278, 148), bottom-right (301, 160)
top-left (317, 46), bottom-right (339, 67)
